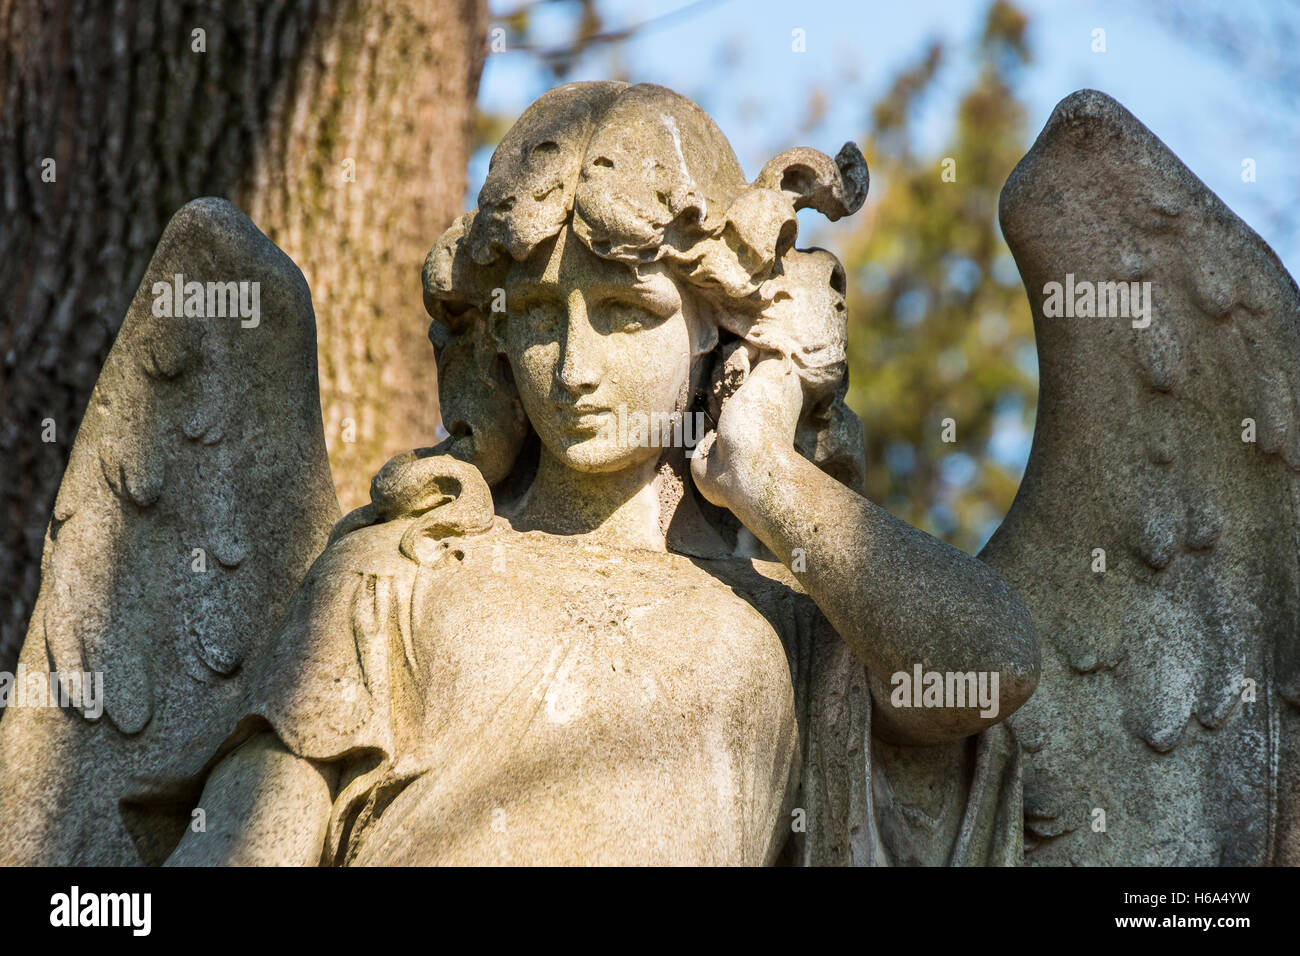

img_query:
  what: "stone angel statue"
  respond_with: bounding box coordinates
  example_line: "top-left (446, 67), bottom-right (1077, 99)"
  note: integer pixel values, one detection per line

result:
top-left (0, 82), bottom-right (1038, 866)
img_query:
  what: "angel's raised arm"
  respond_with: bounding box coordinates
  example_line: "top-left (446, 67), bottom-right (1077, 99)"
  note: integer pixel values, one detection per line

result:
top-left (692, 355), bottom-right (1039, 745)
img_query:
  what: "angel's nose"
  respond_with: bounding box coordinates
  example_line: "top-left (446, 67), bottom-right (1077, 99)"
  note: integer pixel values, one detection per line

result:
top-left (557, 291), bottom-right (602, 394)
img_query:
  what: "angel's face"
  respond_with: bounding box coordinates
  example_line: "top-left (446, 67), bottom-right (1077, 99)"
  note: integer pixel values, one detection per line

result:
top-left (497, 227), bottom-right (705, 473)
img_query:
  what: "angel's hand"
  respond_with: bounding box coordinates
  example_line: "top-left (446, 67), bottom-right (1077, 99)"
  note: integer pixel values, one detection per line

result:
top-left (691, 351), bottom-right (804, 511)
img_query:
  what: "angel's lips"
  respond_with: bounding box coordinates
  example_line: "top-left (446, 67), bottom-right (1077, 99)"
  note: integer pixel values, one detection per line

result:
top-left (553, 404), bottom-right (613, 432)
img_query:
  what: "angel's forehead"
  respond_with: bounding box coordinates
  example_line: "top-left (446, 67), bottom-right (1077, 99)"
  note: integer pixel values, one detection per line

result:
top-left (504, 226), bottom-right (676, 296)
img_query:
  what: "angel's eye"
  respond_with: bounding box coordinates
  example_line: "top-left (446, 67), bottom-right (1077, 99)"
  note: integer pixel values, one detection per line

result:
top-left (512, 298), bottom-right (563, 336)
top-left (593, 300), bottom-right (661, 335)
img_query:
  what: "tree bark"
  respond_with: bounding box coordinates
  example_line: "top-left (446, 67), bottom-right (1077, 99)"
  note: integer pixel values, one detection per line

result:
top-left (0, 0), bottom-right (487, 676)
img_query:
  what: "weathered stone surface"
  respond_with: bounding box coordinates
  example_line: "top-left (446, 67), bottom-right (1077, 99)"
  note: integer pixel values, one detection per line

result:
top-left (982, 90), bottom-right (1300, 865)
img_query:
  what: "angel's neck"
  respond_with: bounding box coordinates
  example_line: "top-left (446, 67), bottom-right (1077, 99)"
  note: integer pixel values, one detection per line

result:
top-left (506, 446), bottom-right (670, 551)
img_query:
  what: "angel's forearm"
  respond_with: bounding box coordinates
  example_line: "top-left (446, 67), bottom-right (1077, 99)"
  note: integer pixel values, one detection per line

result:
top-left (725, 446), bottom-right (1039, 742)
top-left (164, 732), bottom-right (336, 866)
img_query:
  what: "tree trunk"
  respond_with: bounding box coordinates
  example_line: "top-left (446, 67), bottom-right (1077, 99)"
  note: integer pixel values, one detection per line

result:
top-left (0, 0), bottom-right (487, 677)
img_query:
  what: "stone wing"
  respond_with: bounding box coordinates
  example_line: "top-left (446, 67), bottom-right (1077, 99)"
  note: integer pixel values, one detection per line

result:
top-left (0, 198), bottom-right (339, 864)
top-left (980, 90), bottom-right (1300, 863)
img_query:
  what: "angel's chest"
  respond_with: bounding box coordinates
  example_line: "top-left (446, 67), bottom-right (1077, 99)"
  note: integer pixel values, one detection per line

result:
top-left (406, 538), bottom-right (797, 740)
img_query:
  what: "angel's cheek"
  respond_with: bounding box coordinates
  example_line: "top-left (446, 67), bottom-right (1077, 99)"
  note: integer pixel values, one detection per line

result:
top-left (509, 340), bottom-right (560, 419)
top-left (613, 321), bottom-right (692, 417)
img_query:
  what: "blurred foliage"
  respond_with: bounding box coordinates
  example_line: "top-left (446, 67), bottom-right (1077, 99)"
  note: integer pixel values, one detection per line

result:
top-left (839, 0), bottom-right (1037, 554)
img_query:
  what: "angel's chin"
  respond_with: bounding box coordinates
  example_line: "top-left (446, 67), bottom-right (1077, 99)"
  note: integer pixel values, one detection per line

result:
top-left (546, 434), bottom-right (651, 474)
